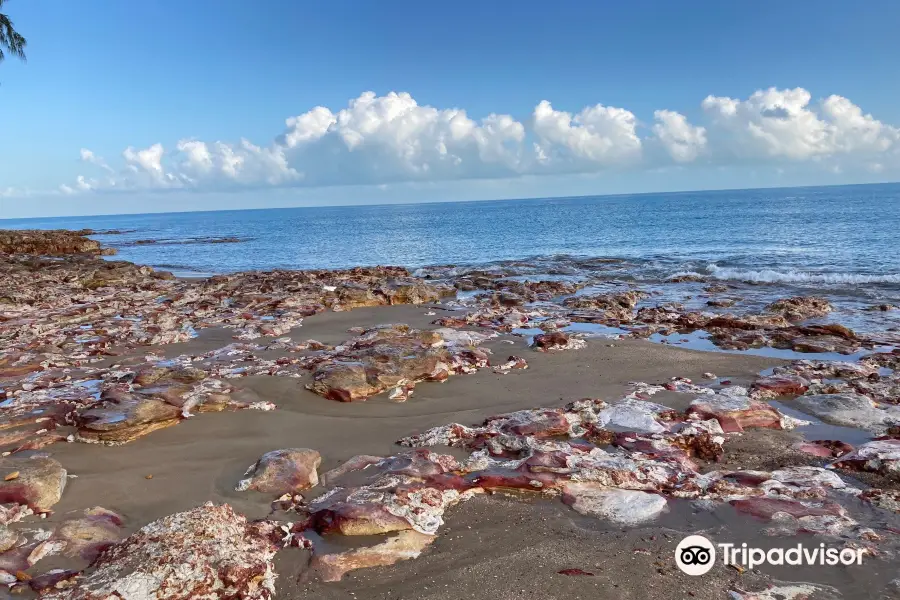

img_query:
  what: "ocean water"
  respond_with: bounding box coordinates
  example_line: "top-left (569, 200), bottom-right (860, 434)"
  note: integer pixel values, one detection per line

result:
top-left (3, 183), bottom-right (900, 290)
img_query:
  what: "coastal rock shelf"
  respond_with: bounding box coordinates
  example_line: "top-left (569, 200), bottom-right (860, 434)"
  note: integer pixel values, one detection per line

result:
top-left (2, 229), bottom-right (900, 598)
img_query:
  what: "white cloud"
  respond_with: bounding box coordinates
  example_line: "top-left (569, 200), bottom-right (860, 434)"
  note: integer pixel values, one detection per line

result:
top-left (652, 110), bottom-right (707, 163)
top-left (532, 100), bottom-right (641, 167)
top-left (701, 87), bottom-right (899, 161)
top-left (54, 88), bottom-right (900, 196)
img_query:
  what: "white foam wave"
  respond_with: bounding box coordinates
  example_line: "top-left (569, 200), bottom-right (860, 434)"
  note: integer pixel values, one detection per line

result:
top-left (703, 264), bottom-right (900, 285)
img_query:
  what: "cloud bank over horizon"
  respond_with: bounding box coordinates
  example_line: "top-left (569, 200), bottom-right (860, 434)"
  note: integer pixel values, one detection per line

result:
top-left (28, 87), bottom-right (900, 198)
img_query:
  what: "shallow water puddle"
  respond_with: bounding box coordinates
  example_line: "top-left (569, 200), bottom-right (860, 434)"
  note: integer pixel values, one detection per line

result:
top-left (768, 400), bottom-right (873, 446)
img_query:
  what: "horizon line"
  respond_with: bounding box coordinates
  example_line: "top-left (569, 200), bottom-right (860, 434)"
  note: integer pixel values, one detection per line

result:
top-left (1, 180), bottom-right (898, 222)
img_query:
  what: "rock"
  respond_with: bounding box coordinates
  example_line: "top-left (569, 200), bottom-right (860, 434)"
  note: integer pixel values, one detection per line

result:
top-left (562, 290), bottom-right (648, 321)
top-left (751, 374), bottom-right (809, 399)
top-left (765, 296), bottom-right (833, 321)
top-left (531, 332), bottom-right (586, 352)
top-left (0, 525), bottom-right (19, 552)
top-left (0, 455), bottom-right (67, 513)
top-left (42, 503), bottom-right (281, 600)
top-left (792, 440), bottom-right (853, 458)
top-left (688, 391), bottom-right (788, 433)
top-left (306, 325), bottom-right (486, 402)
top-left (728, 583), bottom-right (842, 600)
top-left (236, 449), bottom-right (321, 495)
top-left (53, 507), bottom-right (125, 562)
top-left (0, 230), bottom-right (111, 256)
top-left (794, 393), bottom-right (900, 434)
top-left (562, 483), bottom-right (667, 525)
top-left (859, 488), bottom-right (900, 513)
top-left (831, 439), bottom-right (900, 480)
top-left (76, 394), bottom-right (182, 445)
top-left (309, 530), bottom-right (435, 582)
top-left (707, 298), bottom-right (737, 308)
top-left (597, 398), bottom-right (671, 434)
top-left (729, 496), bottom-right (845, 520)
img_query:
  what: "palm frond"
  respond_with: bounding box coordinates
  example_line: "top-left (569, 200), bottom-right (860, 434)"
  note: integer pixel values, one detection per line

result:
top-left (0, 7), bottom-right (27, 64)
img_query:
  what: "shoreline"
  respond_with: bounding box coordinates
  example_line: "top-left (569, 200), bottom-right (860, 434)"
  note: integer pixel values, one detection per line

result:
top-left (1, 229), bottom-right (899, 599)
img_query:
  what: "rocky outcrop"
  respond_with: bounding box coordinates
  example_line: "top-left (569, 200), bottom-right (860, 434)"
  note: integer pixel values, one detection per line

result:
top-left (42, 503), bottom-right (281, 600)
top-left (563, 290), bottom-right (649, 321)
top-left (765, 296), bottom-right (833, 321)
top-left (0, 230), bottom-right (114, 256)
top-left (306, 325), bottom-right (491, 401)
top-left (236, 449), bottom-right (321, 495)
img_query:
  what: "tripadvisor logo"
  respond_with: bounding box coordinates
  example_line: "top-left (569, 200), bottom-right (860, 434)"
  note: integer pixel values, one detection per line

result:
top-left (674, 535), bottom-right (866, 576)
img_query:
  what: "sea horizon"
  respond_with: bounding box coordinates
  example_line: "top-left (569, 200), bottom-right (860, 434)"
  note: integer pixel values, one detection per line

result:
top-left (2, 180), bottom-right (898, 222)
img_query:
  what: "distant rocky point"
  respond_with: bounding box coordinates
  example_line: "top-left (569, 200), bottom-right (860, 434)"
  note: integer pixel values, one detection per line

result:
top-left (0, 229), bottom-right (117, 256)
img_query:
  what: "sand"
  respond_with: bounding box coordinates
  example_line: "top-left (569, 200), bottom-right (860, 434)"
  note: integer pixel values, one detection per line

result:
top-left (18, 304), bottom-right (898, 600)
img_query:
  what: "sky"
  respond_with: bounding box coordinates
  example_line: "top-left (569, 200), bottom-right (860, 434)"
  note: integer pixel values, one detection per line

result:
top-left (1, 0), bottom-right (900, 218)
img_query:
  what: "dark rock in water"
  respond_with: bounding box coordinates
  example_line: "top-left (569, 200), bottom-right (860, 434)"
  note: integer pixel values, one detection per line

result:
top-left (703, 284), bottom-right (731, 293)
top-left (40, 503), bottom-right (281, 600)
top-left (0, 230), bottom-right (114, 256)
top-left (75, 393), bottom-right (182, 445)
top-left (867, 304), bottom-right (898, 312)
top-left (765, 296), bottom-right (833, 321)
top-left (236, 448), bottom-right (321, 495)
top-left (0, 455), bottom-right (67, 513)
top-left (665, 274), bottom-right (705, 283)
top-left (706, 298), bottom-right (737, 308)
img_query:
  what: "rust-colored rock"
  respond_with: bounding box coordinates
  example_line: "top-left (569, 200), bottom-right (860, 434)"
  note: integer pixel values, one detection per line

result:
top-left (236, 448), bottom-right (321, 495)
top-left (309, 530), bottom-right (435, 582)
top-left (41, 503), bottom-right (281, 600)
top-left (75, 394), bottom-right (181, 445)
top-left (0, 455), bottom-right (67, 513)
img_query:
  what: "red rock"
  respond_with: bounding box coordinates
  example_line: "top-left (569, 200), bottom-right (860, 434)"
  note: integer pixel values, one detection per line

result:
top-left (729, 497), bottom-right (844, 520)
top-left (0, 455), bottom-right (67, 513)
top-left (41, 503), bottom-right (281, 600)
top-left (236, 449), bottom-right (321, 495)
top-left (309, 530), bottom-right (435, 582)
top-left (793, 440), bottom-right (854, 459)
top-left (688, 393), bottom-right (787, 433)
top-left (751, 375), bottom-right (809, 399)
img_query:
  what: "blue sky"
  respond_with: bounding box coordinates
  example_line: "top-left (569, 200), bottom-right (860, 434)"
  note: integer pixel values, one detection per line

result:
top-left (2, 0), bottom-right (900, 217)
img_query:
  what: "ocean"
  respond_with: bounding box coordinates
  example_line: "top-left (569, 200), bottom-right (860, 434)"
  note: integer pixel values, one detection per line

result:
top-left (3, 183), bottom-right (899, 282)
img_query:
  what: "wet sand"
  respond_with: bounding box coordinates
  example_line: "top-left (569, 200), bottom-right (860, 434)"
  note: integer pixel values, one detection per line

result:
top-left (28, 304), bottom-right (889, 599)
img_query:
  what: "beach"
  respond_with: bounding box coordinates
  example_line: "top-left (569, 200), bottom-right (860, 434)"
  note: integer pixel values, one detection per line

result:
top-left (1, 228), bottom-right (899, 600)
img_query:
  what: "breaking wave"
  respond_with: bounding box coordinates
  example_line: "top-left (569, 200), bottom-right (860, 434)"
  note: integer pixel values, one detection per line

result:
top-left (702, 264), bottom-right (900, 285)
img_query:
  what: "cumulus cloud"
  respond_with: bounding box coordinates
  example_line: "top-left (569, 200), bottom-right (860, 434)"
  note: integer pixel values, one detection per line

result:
top-left (652, 110), bottom-right (707, 163)
top-left (57, 88), bottom-right (900, 196)
top-left (532, 100), bottom-right (641, 168)
top-left (701, 87), bottom-right (899, 161)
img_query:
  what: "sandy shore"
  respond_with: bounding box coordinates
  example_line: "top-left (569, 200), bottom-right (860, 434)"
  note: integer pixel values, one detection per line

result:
top-left (22, 303), bottom-right (894, 599)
